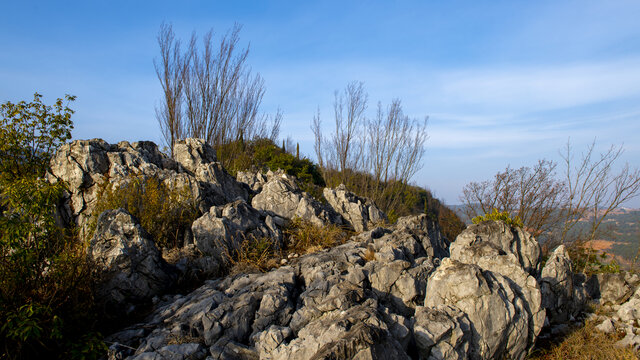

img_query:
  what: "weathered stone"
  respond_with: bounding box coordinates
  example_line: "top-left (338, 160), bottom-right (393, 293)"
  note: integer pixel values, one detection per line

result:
top-left (596, 318), bottom-right (616, 334)
top-left (251, 173), bottom-right (341, 227)
top-left (617, 287), bottom-right (640, 325)
top-left (172, 138), bottom-right (217, 173)
top-left (452, 220), bottom-right (541, 275)
top-left (88, 208), bottom-right (175, 314)
top-left (191, 200), bottom-right (281, 258)
top-left (236, 170), bottom-right (268, 193)
top-left (594, 273), bottom-right (633, 305)
top-left (425, 258), bottom-right (536, 360)
top-left (323, 184), bottom-right (387, 232)
top-left (394, 214), bottom-right (450, 259)
top-left (540, 245), bottom-right (580, 325)
top-left (47, 138), bottom-right (248, 236)
top-left (413, 305), bottom-right (472, 360)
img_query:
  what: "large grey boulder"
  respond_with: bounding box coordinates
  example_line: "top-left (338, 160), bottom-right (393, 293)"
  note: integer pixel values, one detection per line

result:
top-left (424, 258), bottom-right (537, 360)
top-left (191, 199), bottom-right (283, 259)
top-left (251, 173), bottom-right (341, 227)
top-left (394, 214), bottom-right (450, 259)
top-left (172, 138), bottom-right (218, 173)
top-left (617, 286), bottom-right (640, 325)
top-left (323, 184), bottom-right (387, 232)
top-left (88, 209), bottom-right (175, 313)
top-left (452, 220), bottom-right (541, 276)
top-left (236, 170), bottom-right (269, 193)
top-left (587, 272), bottom-right (636, 305)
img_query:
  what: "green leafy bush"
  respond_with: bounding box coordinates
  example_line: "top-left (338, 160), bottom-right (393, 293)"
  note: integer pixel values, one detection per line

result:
top-left (91, 175), bottom-right (200, 248)
top-left (1, 93), bottom-right (105, 359)
top-left (566, 242), bottom-right (622, 275)
top-left (0, 93), bottom-right (74, 182)
top-left (218, 138), bottom-right (325, 187)
top-left (472, 208), bottom-right (524, 228)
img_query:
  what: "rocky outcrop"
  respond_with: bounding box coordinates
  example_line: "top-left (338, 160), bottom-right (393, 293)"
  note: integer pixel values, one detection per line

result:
top-left (251, 173), bottom-right (341, 227)
top-left (323, 184), bottom-right (387, 232)
top-left (88, 209), bottom-right (175, 314)
top-left (412, 304), bottom-right (472, 360)
top-left (47, 138), bottom-right (248, 235)
top-left (237, 170), bottom-right (269, 193)
top-left (105, 217), bottom-right (549, 360)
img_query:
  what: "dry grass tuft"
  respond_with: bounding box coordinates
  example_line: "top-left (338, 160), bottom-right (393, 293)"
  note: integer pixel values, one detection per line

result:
top-left (284, 218), bottom-right (351, 254)
top-left (363, 246), bottom-right (376, 262)
top-left (528, 320), bottom-right (639, 360)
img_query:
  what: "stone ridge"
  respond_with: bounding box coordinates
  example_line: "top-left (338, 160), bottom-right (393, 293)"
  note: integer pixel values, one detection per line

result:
top-left (45, 138), bottom-right (640, 359)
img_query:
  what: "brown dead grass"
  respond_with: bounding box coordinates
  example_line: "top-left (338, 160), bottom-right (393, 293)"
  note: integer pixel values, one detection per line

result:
top-left (527, 320), bottom-right (639, 360)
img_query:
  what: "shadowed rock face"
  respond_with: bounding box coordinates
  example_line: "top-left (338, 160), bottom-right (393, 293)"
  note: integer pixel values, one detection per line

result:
top-left (88, 208), bottom-right (175, 315)
top-left (191, 199), bottom-right (283, 259)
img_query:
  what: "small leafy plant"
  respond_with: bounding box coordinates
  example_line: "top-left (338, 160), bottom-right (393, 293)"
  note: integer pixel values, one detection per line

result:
top-left (472, 208), bottom-right (524, 228)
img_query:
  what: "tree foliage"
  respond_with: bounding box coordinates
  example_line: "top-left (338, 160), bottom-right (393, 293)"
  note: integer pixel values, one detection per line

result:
top-left (0, 93), bottom-right (75, 182)
top-left (0, 93), bottom-right (105, 359)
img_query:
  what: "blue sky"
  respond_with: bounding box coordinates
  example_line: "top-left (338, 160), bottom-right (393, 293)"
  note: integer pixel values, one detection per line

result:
top-left (2, 1), bottom-right (640, 206)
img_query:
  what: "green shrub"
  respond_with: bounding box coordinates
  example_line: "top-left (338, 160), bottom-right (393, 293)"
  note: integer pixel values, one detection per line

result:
top-left (0, 93), bottom-right (74, 182)
top-left (566, 241), bottom-right (622, 275)
top-left (1, 93), bottom-right (105, 359)
top-left (472, 208), bottom-right (524, 228)
top-left (217, 138), bottom-right (325, 187)
top-left (91, 174), bottom-right (199, 248)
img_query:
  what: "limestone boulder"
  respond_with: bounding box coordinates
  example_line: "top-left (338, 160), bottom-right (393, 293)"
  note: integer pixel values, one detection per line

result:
top-left (412, 305), bottom-right (472, 360)
top-left (425, 259), bottom-right (538, 360)
top-left (191, 199), bottom-right (283, 259)
top-left (540, 245), bottom-right (581, 325)
top-left (88, 209), bottom-right (175, 314)
top-left (452, 220), bottom-right (541, 275)
top-left (323, 184), bottom-right (387, 232)
top-left (251, 173), bottom-right (341, 227)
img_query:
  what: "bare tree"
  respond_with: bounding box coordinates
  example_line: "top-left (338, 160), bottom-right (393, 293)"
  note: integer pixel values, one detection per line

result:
top-left (364, 99), bottom-right (428, 211)
top-left (312, 82), bottom-right (429, 213)
top-left (311, 107), bottom-right (324, 169)
top-left (461, 160), bottom-right (565, 237)
top-left (558, 140), bottom-right (640, 243)
top-left (155, 23), bottom-right (280, 160)
top-left (154, 23), bottom-right (191, 156)
top-left (460, 139), bottom-right (640, 249)
top-left (331, 81), bottom-right (368, 183)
